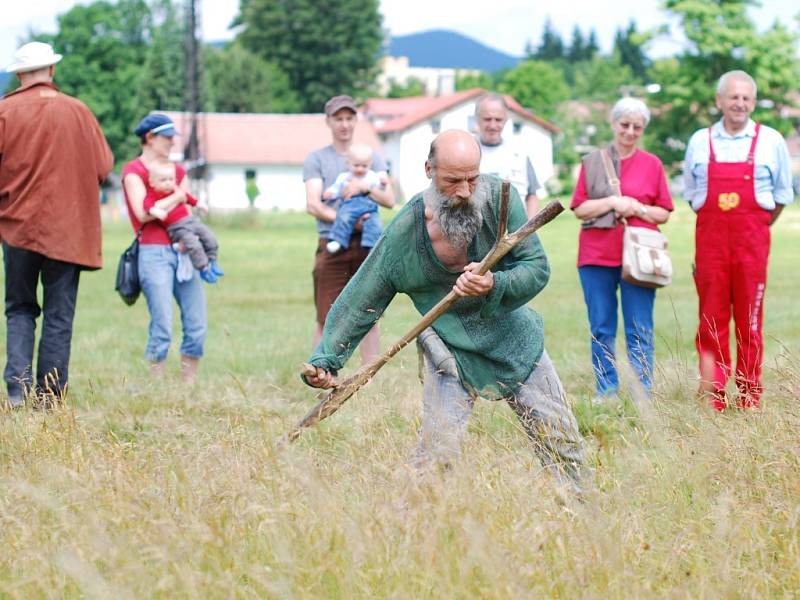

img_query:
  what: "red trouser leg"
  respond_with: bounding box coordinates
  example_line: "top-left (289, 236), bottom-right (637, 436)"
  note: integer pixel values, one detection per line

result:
top-left (695, 259), bottom-right (732, 408)
top-left (731, 257), bottom-right (767, 407)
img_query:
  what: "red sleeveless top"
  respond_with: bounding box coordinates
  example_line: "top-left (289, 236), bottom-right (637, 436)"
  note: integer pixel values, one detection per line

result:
top-left (121, 158), bottom-right (187, 245)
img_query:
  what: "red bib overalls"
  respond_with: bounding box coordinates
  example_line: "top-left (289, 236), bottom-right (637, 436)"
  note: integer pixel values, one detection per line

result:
top-left (694, 124), bottom-right (771, 409)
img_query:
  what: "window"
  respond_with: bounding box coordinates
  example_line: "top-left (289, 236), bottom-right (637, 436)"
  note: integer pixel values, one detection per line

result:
top-left (513, 121), bottom-right (522, 134)
top-left (430, 119), bottom-right (441, 134)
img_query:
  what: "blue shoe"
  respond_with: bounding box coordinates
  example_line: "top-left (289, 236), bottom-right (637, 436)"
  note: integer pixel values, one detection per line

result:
top-left (200, 266), bottom-right (218, 284)
top-left (210, 260), bottom-right (224, 277)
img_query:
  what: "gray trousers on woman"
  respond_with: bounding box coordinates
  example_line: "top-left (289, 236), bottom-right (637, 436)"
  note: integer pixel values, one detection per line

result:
top-left (412, 328), bottom-right (588, 494)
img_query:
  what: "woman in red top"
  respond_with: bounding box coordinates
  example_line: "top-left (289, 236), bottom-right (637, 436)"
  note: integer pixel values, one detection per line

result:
top-left (121, 114), bottom-right (207, 382)
top-left (571, 98), bottom-right (674, 399)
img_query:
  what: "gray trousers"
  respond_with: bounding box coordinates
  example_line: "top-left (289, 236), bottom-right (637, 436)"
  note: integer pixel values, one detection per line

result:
top-left (412, 328), bottom-right (588, 493)
top-left (167, 216), bottom-right (219, 271)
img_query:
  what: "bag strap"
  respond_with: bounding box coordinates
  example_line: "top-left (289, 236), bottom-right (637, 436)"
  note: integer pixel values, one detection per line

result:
top-left (600, 148), bottom-right (625, 227)
top-left (600, 148), bottom-right (622, 196)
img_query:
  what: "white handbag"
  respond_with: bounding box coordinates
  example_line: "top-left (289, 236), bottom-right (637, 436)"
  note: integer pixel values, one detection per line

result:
top-left (600, 148), bottom-right (672, 288)
top-left (621, 225), bottom-right (672, 288)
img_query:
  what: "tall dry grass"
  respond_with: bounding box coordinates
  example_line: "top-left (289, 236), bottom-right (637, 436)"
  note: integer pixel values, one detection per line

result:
top-left (0, 205), bottom-right (798, 597)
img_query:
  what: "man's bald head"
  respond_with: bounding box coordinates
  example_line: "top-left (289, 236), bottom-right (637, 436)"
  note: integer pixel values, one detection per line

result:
top-left (423, 131), bottom-right (487, 248)
top-left (426, 129), bottom-right (481, 171)
top-left (425, 129), bottom-right (483, 207)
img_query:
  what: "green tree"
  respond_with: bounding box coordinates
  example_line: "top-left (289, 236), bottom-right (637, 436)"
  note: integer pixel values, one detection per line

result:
top-left (36, 0), bottom-right (152, 165)
top-left (612, 21), bottom-right (651, 82)
top-left (571, 56), bottom-right (635, 101)
top-left (585, 29), bottom-right (600, 61)
top-left (235, 0), bottom-right (383, 112)
top-left (498, 60), bottom-right (569, 120)
top-left (204, 43), bottom-right (300, 113)
top-left (647, 0), bottom-right (800, 165)
top-left (534, 18), bottom-right (565, 61)
top-left (137, 0), bottom-right (185, 111)
top-left (455, 71), bottom-right (497, 91)
top-left (551, 99), bottom-right (612, 188)
top-left (385, 77), bottom-right (426, 98)
top-left (567, 26), bottom-right (586, 63)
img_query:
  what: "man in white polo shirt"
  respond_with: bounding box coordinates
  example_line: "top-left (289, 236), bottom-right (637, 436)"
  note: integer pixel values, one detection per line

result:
top-left (475, 93), bottom-right (542, 217)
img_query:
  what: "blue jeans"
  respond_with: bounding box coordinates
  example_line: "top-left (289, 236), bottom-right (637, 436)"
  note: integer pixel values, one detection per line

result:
top-left (328, 195), bottom-right (382, 248)
top-left (138, 245), bottom-right (207, 363)
top-left (578, 265), bottom-right (655, 396)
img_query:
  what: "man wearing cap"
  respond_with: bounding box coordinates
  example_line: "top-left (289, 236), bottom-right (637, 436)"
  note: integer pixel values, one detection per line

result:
top-left (0, 42), bottom-right (113, 408)
top-left (475, 93), bottom-right (543, 217)
top-left (303, 95), bottom-right (395, 363)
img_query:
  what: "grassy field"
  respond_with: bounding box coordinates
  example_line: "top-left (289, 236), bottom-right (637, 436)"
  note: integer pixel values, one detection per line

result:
top-left (0, 202), bottom-right (798, 598)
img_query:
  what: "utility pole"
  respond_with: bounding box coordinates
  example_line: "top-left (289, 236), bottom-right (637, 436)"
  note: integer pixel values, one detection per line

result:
top-left (184, 0), bottom-right (207, 190)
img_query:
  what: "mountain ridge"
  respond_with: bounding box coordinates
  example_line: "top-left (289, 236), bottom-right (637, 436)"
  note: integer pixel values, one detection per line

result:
top-left (387, 29), bottom-right (520, 72)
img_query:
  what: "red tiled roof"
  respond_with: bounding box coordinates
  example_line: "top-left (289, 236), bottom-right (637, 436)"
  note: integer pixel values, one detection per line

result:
top-left (161, 111), bottom-right (383, 165)
top-left (364, 88), bottom-right (560, 134)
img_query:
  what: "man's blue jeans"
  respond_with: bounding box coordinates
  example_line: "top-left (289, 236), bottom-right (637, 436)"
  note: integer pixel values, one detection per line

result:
top-left (578, 265), bottom-right (655, 396)
top-left (329, 195), bottom-right (382, 248)
top-left (138, 245), bottom-right (206, 363)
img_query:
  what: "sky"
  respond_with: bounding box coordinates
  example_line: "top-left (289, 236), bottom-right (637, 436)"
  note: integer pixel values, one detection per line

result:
top-left (2, 0), bottom-right (798, 69)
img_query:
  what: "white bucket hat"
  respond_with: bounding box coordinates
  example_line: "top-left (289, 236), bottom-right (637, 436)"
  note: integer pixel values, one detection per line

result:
top-left (5, 42), bottom-right (63, 74)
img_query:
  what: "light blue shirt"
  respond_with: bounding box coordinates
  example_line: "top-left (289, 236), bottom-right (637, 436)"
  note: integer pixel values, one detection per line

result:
top-left (682, 119), bottom-right (793, 211)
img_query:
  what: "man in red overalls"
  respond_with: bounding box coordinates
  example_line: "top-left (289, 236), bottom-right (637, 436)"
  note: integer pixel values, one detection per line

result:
top-left (683, 70), bottom-right (793, 411)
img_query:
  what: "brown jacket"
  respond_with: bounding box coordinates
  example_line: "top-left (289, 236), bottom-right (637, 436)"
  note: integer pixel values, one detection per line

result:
top-left (0, 81), bottom-right (113, 269)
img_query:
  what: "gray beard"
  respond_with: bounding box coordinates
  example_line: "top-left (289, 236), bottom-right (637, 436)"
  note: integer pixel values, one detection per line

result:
top-left (424, 181), bottom-right (489, 249)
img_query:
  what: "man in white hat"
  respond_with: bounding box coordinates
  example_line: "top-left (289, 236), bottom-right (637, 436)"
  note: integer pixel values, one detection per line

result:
top-left (0, 42), bottom-right (113, 409)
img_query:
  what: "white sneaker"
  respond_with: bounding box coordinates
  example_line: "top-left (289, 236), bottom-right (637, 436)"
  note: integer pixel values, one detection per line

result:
top-left (326, 240), bottom-right (342, 253)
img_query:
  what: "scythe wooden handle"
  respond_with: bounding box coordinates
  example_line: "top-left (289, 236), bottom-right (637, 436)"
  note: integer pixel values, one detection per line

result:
top-left (288, 184), bottom-right (564, 442)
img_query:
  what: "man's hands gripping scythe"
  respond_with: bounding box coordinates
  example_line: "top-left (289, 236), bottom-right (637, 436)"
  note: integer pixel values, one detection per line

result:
top-left (289, 182), bottom-right (564, 442)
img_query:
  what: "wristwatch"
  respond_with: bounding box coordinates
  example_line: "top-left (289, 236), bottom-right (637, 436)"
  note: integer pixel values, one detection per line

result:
top-left (638, 205), bottom-right (649, 217)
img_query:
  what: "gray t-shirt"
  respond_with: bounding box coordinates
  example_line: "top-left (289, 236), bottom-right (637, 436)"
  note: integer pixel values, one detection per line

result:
top-left (302, 144), bottom-right (388, 237)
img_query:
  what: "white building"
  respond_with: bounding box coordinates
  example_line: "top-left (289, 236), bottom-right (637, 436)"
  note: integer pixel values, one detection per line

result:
top-left (363, 88), bottom-right (560, 201)
top-left (162, 111), bottom-right (383, 211)
top-left (161, 89), bottom-right (558, 210)
top-left (376, 56), bottom-right (480, 97)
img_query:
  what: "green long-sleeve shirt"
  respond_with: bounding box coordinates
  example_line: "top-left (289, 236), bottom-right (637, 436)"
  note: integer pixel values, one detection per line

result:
top-left (309, 175), bottom-right (551, 399)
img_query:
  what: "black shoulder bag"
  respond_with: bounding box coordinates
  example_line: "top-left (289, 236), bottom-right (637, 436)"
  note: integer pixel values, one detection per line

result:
top-left (115, 228), bottom-right (143, 306)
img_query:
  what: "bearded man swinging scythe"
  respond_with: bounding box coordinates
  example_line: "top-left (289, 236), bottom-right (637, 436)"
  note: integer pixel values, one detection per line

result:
top-left (300, 130), bottom-right (588, 494)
